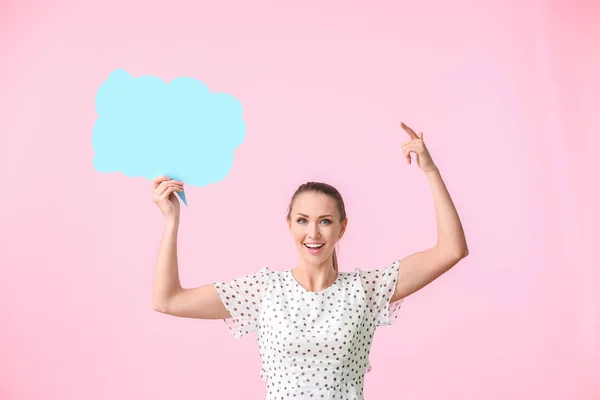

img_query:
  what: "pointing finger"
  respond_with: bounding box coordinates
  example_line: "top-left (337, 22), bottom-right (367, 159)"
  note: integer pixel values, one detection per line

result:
top-left (400, 121), bottom-right (419, 140)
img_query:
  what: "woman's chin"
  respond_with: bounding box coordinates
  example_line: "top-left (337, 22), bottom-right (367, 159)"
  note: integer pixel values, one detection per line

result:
top-left (300, 250), bottom-right (331, 266)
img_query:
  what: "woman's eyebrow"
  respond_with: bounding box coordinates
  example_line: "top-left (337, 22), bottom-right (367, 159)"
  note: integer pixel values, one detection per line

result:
top-left (296, 213), bottom-right (334, 218)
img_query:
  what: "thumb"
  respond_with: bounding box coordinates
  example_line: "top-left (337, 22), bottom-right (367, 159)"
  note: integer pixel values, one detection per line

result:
top-left (419, 132), bottom-right (423, 140)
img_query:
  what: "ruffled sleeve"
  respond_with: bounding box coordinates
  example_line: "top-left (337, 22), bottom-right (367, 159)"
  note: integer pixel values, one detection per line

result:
top-left (359, 260), bottom-right (403, 327)
top-left (212, 267), bottom-right (270, 339)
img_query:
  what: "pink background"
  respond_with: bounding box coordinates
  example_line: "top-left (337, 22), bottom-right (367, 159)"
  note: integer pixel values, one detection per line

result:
top-left (1, 0), bottom-right (599, 399)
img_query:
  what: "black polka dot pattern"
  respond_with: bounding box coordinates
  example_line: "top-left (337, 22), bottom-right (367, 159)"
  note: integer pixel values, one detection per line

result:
top-left (213, 267), bottom-right (270, 339)
top-left (213, 260), bottom-right (403, 399)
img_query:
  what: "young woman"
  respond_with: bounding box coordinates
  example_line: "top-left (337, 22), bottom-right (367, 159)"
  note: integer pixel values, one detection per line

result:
top-left (151, 122), bottom-right (469, 400)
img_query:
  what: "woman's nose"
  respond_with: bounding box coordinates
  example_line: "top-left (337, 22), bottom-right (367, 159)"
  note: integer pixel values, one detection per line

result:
top-left (309, 223), bottom-right (321, 238)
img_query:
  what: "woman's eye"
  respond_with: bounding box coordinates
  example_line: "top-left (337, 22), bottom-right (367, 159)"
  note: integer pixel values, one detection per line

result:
top-left (296, 218), bottom-right (331, 225)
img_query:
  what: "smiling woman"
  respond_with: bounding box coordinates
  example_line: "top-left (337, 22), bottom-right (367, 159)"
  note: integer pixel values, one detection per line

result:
top-left (151, 122), bottom-right (469, 400)
top-left (297, 213), bottom-right (332, 254)
top-left (286, 182), bottom-right (348, 277)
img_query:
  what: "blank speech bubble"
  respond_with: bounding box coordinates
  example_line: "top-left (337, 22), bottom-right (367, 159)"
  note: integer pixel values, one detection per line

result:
top-left (92, 69), bottom-right (246, 206)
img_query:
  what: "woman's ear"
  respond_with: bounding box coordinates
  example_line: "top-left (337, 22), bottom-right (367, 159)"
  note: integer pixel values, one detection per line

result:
top-left (338, 217), bottom-right (348, 239)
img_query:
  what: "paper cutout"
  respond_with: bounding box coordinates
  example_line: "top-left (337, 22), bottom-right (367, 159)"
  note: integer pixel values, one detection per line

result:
top-left (92, 69), bottom-right (246, 207)
top-left (178, 187), bottom-right (187, 206)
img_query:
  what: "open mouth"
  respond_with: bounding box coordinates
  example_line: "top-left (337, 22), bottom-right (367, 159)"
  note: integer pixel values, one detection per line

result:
top-left (304, 243), bottom-right (325, 249)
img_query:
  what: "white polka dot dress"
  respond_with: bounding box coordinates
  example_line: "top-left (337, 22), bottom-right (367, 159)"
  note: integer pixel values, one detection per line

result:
top-left (212, 260), bottom-right (403, 400)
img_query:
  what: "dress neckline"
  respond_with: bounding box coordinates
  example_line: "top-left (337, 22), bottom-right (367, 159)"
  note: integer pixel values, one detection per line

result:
top-left (288, 269), bottom-right (340, 294)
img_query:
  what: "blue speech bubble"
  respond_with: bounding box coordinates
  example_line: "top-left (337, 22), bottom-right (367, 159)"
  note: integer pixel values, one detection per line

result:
top-left (92, 69), bottom-right (246, 206)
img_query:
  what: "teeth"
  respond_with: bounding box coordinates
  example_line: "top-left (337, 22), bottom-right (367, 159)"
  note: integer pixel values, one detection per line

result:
top-left (305, 243), bottom-right (324, 248)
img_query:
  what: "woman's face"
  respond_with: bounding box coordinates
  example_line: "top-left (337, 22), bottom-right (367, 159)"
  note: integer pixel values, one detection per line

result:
top-left (287, 191), bottom-right (347, 267)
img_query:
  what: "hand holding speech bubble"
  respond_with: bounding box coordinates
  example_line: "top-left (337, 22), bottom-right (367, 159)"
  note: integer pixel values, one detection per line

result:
top-left (92, 69), bottom-right (246, 207)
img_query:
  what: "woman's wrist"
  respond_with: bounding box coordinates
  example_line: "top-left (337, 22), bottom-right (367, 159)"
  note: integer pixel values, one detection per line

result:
top-left (165, 215), bottom-right (180, 227)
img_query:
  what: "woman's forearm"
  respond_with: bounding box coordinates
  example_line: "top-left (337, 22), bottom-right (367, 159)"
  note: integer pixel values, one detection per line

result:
top-left (153, 217), bottom-right (183, 311)
top-left (425, 168), bottom-right (469, 258)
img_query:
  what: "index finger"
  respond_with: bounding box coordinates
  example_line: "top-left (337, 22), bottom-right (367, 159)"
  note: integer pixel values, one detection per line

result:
top-left (152, 175), bottom-right (170, 186)
top-left (400, 121), bottom-right (419, 140)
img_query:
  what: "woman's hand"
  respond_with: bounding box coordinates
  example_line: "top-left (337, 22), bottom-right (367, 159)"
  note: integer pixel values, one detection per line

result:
top-left (400, 121), bottom-right (438, 173)
top-left (152, 176), bottom-right (184, 220)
